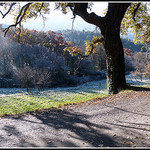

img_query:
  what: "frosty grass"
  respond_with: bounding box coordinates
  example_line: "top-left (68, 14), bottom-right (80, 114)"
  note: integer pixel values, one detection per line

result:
top-left (0, 75), bottom-right (149, 115)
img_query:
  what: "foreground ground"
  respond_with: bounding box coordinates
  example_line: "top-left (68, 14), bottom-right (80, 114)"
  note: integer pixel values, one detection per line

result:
top-left (0, 85), bottom-right (150, 147)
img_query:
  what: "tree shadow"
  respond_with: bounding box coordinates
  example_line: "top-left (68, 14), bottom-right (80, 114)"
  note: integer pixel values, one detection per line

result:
top-left (1, 125), bottom-right (37, 147)
top-left (104, 121), bottom-right (150, 147)
top-left (104, 121), bottom-right (150, 132)
top-left (1, 109), bottom-right (120, 147)
top-left (1, 107), bottom-right (150, 147)
top-left (104, 105), bottom-right (150, 117)
top-left (25, 109), bottom-right (118, 147)
top-left (126, 85), bottom-right (150, 91)
top-left (118, 121), bottom-right (150, 127)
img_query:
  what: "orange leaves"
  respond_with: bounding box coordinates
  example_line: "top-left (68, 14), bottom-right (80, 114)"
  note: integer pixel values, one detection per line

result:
top-left (64, 36), bottom-right (103, 58)
top-left (7, 27), bottom-right (68, 53)
top-left (124, 48), bottom-right (133, 56)
top-left (64, 46), bottom-right (83, 57)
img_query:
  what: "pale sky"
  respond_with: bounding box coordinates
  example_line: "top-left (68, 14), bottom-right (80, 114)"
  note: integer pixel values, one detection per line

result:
top-left (0, 2), bottom-right (108, 31)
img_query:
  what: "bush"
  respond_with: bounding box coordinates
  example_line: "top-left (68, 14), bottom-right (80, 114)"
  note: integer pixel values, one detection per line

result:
top-left (76, 58), bottom-right (95, 76)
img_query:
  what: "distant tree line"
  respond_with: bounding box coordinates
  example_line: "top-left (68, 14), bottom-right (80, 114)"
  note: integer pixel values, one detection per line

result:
top-left (57, 29), bottom-right (144, 52)
top-left (0, 26), bottom-right (149, 91)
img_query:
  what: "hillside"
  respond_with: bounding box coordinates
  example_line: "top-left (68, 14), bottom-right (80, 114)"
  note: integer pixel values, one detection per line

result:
top-left (57, 29), bottom-right (144, 53)
top-left (1, 25), bottom-right (144, 53)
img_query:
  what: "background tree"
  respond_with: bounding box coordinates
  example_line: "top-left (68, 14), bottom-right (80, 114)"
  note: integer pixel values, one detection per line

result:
top-left (14, 65), bottom-right (35, 92)
top-left (91, 45), bottom-right (106, 71)
top-left (0, 25), bottom-right (100, 88)
top-left (132, 52), bottom-right (147, 81)
top-left (124, 48), bottom-right (135, 73)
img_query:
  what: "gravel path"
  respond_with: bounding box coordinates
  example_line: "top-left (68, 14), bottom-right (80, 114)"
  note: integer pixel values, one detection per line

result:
top-left (0, 86), bottom-right (150, 148)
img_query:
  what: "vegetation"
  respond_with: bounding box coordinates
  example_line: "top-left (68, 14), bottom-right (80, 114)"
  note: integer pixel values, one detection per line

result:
top-left (143, 64), bottom-right (150, 79)
top-left (0, 76), bottom-right (150, 116)
top-left (0, 25), bottom-right (149, 91)
top-left (1, 94), bottom-right (106, 116)
top-left (0, 2), bottom-right (149, 95)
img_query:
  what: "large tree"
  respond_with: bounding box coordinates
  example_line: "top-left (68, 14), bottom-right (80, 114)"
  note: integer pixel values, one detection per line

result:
top-left (69, 3), bottom-right (131, 94)
top-left (57, 2), bottom-right (150, 94)
top-left (0, 2), bottom-right (149, 94)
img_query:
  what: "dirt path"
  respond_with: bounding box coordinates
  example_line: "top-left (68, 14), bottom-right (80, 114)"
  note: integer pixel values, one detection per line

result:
top-left (0, 86), bottom-right (150, 147)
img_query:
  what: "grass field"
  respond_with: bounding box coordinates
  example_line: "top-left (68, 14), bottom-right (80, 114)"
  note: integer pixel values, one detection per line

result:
top-left (0, 75), bottom-right (150, 116)
top-left (0, 79), bottom-right (107, 116)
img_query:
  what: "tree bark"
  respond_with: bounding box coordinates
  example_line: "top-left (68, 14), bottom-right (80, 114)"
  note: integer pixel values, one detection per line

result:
top-left (103, 27), bottom-right (126, 94)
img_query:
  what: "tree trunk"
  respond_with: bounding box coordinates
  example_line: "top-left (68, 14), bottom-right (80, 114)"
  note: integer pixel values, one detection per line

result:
top-left (72, 3), bottom-right (131, 94)
top-left (100, 3), bottom-right (130, 94)
top-left (103, 27), bottom-right (126, 94)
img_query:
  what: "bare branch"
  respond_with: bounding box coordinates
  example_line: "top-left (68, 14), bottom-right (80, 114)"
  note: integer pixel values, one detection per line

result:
top-left (37, 3), bottom-right (44, 16)
top-left (34, 3), bottom-right (47, 26)
top-left (0, 3), bottom-right (16, 18)
top-left (2, 2), bottom-right (32, 37)
top-left (16, 2), bottom-right (32, 24)
top-left (71, 17), bottom-right (75, 32)
top-left (3, 24), bottom-right (16, 37)
top-left (72, 3), bottom-right (104, 28)
top-left (0, 3), bottom-right (4, 6)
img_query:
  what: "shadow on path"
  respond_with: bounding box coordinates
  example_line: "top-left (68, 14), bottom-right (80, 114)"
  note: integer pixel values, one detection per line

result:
top-left (104, 105), bottom-right (150, 117)
top-left (1, 109), bottom-right (119, 147)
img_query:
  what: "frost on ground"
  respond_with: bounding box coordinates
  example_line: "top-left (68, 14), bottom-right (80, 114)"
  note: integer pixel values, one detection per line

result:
top-left (0, 75), bottom-right (149, 99)
top-left (126, 74), bottom-right (150, 86)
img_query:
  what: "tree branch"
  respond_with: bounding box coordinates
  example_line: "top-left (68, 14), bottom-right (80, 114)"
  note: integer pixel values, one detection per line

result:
top-left (0, 3), bottom-right (4, 6)
top-left (3, 2), bottom-right (32, 37)
top-left (34, 3), bottom-right (44, 18)
top-left (0, 3), bottom-right (16, 18)
top-left (34, 3), bottom-right (47, 24)
top-left (80, 36), bottom-right (104, 58)
top-left (70, 3), bottom-right (104, 29)
top-left (65, 36), bottom-right (104, 59)
top-left (132, 3), bottom-right (141, 21)
top-left (16, 2), bottom-right (32, 25)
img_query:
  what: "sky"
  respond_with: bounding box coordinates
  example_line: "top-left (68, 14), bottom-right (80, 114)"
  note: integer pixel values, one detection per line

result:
top-left (0, 2), bottom-right (108, 32)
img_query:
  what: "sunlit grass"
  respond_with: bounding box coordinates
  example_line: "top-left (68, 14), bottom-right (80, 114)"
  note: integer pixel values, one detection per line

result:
top-left (0, 89), bottom-right (107, 116)
top-left (0, 75), bottom-right (150, 116)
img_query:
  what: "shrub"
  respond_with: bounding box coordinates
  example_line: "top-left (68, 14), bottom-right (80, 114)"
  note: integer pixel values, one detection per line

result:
top-left (76, 58), bottom-right (95, 76)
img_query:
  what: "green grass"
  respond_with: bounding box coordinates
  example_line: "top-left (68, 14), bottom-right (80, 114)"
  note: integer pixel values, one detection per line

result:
top-left (0, 92), bottom-right (107, 116)
top-left (1, 76), bottom-right (149, 116)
